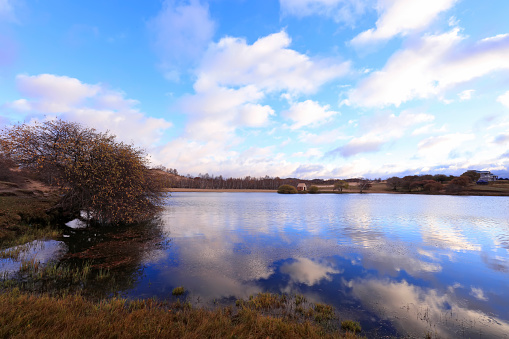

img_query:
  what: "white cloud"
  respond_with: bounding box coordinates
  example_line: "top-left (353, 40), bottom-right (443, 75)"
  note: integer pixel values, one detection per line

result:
top-left (330, 134), bottom-right (384, 157)
top-left (236, 104), bottom-right (275, 128)
top-left (195, 31), bottom-right (350, 94)
top-left (328, 111), bottom-right (433, 157)
top-left (282, 100), bottom-right (339, 129)
top-left (16, 74), bottom-right (100, 112)
top-left (7, 98), bottom-right (31, 111)
top-left (292, 148), bottom-right (323, 158)
top-left (279, 0), bottom-right (369, 25)
top-left (298, 128), bottom-right (349, 145)
top-left (458, 89), bottom-right (474, 101)
top-left (9, 74), bottom-right (172, 148)
top-left (351, 0), bottom-right (457, 46)
top-left (149, 0), bottom-right (215, 79)
top-left (417, 133), bottom-right (475, 162)
top-left (497, 91), bottom-right (509, 108)
top-left (348, 29), bottom-right (509, 107)
top-left (156, 137), bottom-right (298, 178)
top-left (411, 123), bottom-right (447, 136)
top-left (178, 31), bottom-right (349, 144)
top-left (179, 85), bottom-right (269, 141)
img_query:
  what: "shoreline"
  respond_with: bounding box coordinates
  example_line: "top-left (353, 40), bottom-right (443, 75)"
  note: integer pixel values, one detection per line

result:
top-left (164, 187), bottom-right (509, 196)
top-left (165, 188), bottom-right (277, 193)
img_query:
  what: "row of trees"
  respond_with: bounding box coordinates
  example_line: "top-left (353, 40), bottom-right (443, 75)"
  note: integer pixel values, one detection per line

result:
top-left (0, 120), bottom-right (167, 225)
top-left (386, 171), bottom-right (480, 193)
top-left (155, 166), bottom-right (382, 191)
top-left (154, 166), bottom-right (302, 190)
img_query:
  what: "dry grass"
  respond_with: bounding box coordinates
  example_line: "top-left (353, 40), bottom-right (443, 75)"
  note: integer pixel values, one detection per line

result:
top-left (0, 195), bottom-right (61, 248)
top-left (0, 290), bottom-right (360, 338)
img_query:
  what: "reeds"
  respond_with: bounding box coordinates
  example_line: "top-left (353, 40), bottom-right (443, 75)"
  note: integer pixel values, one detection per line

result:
top-left (0, 290), bottom-right (361, 338)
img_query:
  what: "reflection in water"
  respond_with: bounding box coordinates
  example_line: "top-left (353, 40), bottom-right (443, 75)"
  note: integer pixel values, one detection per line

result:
top-left (55, 218), bottom-right (168, 298)
top-left (280, 258), bottom-right (341, 286)
top-left (139, 193), bottom-right (509, 337)
top-left (4, 193), bottom-right (508, 337)
top-left (0, 240), bottom-right (67, 278)
top-left (349, 278), bottom-right (509, 338)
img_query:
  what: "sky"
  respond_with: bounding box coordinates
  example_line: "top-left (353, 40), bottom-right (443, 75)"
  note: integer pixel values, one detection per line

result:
top-left (1, 0), bottom-right (509, 179)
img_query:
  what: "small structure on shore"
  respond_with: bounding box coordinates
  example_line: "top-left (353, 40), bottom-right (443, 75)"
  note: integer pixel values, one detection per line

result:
top-left (468, 170), bottom-right (498, 183)
top-left (297, 183), bottom-right (307, 191)
top-left (479, 171), bottom-right (498, 182)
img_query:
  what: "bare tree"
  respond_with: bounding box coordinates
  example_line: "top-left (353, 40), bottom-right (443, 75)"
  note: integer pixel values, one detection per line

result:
top-left (358, 179), bottom-right (372, 193)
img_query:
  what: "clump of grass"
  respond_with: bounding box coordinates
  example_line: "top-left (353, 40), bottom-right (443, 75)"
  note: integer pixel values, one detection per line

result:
top-left (247, 293), bottom-right (287, 310)
top-left (172, 286), bottom-right (185, 296)
top-left (20, 257), bottom-right (40, 273)
top-left (96, 268), bottom-right (111, 281)
top-left (0, 246), bottom-right (24, 260)
top-left (341, 320), bottom-right (362, 333)
top-left (314, 303), bottom-right (335, 322)
top-left (295, 294), bottom-right (306, 306)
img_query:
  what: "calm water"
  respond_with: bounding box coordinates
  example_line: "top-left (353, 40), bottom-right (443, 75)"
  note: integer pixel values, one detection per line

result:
top-left (2, 192), bottom-right (509, 337)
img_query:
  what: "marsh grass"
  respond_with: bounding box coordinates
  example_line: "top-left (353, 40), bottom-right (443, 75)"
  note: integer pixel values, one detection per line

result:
top-left (0, 196), bottom-right (61, 249)
top-left (341, 320), bottom-right (362, 333)
top-left (0, 259), bottom-right (107, 295)
top-left (0, 290), bottom-right (360, 338)
top-left (172, 286), bottom-right (185, 296)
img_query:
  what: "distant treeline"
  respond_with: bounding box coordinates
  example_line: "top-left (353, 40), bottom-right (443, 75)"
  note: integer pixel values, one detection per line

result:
top-left (154, 166), bottom-right (384, 190)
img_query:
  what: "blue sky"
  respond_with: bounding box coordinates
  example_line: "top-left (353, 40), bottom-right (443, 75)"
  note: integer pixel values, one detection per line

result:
top-left (1, 0), bottom-right (509, 179)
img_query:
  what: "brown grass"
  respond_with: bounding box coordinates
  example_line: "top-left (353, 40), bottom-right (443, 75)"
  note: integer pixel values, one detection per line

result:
top-left (0, 195), bottom-right (61, 248)
top-left (0, 169), bottom-right (63, 247)
top-left (0, 290), bottom-right (359, 338)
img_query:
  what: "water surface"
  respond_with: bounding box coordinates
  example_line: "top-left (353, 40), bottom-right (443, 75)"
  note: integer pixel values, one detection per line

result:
top-left (3, 192), bottom-right (509, 337)
top-left (137, 193), bottom-right (509, 338)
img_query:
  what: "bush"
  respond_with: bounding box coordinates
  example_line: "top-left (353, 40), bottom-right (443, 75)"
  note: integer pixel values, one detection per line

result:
top-left (0, 119), bottom-right (166, 225)
top-left (277, 184), bottom-right (298, 194)
top-left (445, 176), bottom-right (470, 194)
top-left (341, 320), bottom-right (361, 333)
top-left (308, 186), bottom-right (319, 194)
top-left (423, 181), bottom-right (443, 193)
top-left (172, 286), bottom-right (185, 296)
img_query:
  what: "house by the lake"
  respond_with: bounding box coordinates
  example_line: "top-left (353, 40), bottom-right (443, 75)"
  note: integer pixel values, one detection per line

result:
top-left (479, 171), bottom-right (498, 181)
top-left (468, 170), bottom-right (498, 184)
top-left (297, 183), bottom-right (307, 191)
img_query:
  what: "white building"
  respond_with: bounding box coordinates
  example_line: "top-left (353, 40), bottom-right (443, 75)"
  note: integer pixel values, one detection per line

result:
top-left (478, 171), bottom-right (498, 181)
top-left (297, 183), bottom-right (307, 191)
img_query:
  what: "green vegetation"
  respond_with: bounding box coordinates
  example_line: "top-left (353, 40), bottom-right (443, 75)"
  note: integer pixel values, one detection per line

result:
top-left (308, 185), bottom-right (319, 194)
top-left (0, 290), bottom-right (360, 338)
top-left (383, 171), bottom-right (509, 196)
top-left (333, 180), bottom-right (349, 192)
top-left (277, 184), bottom-right (298, 194)
top-left (0, 119), bottom-right (168, 225)
top-left (172, 286), bottom-right (185, 296)
top-left (341, 320), bottom-right (362, 333)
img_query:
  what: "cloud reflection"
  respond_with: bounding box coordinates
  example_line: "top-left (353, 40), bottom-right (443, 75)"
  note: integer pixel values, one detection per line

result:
top-left (349, 279), bottom-right (509, 338)
top-left (280, 258), bottom-right (341, 286)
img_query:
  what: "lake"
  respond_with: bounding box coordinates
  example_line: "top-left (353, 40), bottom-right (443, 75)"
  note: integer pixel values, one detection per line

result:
top-left (2, 192), bottom-right (509, 337)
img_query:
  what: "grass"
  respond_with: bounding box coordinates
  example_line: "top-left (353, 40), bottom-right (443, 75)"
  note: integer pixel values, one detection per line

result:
top-left (0, 195), bottom-right (61, 249)
top-left (341, 320), bottom-right (362, 334)
top-left (172, 286), bottom-right (185, 296)
top-left (0, 290), bottom-right (361, 338)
